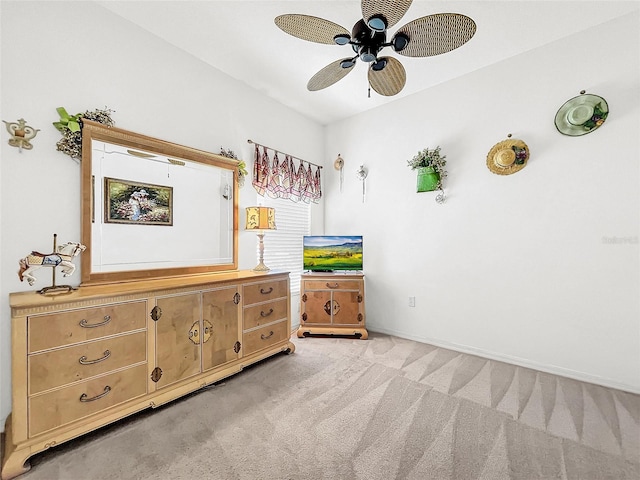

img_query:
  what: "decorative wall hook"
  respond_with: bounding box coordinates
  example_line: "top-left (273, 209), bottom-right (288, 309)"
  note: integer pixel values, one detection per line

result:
top-left (3, 118), bottom-right (40, 152)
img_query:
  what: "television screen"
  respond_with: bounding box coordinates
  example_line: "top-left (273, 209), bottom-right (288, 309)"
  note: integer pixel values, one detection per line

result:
top-left (303, 236), bottom-right (363, 272)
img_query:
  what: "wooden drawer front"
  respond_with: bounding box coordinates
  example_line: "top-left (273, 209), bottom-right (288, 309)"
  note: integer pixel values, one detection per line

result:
top-left (303, 280), bottom-right (362, 292)
top-left (29, 364), bottom-right (147, 437)
top-left (243, 279), bottom-right (288, 306)
top-left (243, 299), bottom-right (287, 331)
top-left (243, 320), bottom-right (288, 355)
top-left (28, 301), bottom-right (146, 353)
top-left (29, 332), bottom-right (147, 395)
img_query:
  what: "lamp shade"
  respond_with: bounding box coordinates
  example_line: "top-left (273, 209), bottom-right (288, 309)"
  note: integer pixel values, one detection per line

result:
top-left (245, 206), bottom-right (276, 231)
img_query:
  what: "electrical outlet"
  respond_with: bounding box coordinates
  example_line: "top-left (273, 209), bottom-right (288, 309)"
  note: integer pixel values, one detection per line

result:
top-left (408, 296), bottom-right (415, 307)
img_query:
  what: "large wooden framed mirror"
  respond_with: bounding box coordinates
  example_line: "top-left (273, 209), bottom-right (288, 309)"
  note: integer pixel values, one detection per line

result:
top-left (81, 120), bottom-right (238, 284)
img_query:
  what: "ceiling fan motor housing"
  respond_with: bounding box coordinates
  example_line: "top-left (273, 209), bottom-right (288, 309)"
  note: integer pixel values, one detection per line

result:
top-left (351, 19), bottom-right (386, 62)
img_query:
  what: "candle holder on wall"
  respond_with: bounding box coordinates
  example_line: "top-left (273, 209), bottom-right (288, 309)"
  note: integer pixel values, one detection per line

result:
top-left (3, 118), bottom-right (40, 152)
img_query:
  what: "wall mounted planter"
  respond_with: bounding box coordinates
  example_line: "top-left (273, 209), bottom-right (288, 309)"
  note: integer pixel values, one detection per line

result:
top-left (416, 166), bottom-right (440, 192)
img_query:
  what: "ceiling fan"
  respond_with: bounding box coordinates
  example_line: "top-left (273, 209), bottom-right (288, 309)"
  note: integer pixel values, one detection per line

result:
top-left (275, 0), bottom-right (476, 97)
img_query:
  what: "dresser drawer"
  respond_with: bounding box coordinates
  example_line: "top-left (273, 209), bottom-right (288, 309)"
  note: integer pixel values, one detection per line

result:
top-left (29, 332), bottom-right (147, 395)
top-left (243, 279), bottom-right (288, 306)
top-left (303, 280), bottom-right (362, 291)
top-left (243, 298), bottom-right (287, 331)
top-left (243, 320), bottom-right (288, 355)
top-left (29, 364), bottom-right (148, 437)
top-left (28, 301), bottom-right (147, 352)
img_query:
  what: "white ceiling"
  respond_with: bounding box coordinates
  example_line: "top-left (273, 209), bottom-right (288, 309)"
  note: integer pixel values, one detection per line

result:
top-left (98, 1), bottom-right (639, 125)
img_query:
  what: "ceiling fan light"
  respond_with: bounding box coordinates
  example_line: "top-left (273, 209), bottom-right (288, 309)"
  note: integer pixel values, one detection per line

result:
top-left (361, 52), bottom-right (376, 63)
top-left (334, 34), bottom-right (351, 45)
top-left (367, 15), bottom-right (387, 32)
top-left (392, 33), bottom-right (409, 52)
top-left (360, 46), bottom-right (377, 63)
top-left (340, 59), bottom-right (356, 68)
top-left (371, 58), bottom-right (387, 71)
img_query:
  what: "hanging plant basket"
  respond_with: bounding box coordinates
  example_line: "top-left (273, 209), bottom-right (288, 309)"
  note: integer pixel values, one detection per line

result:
top-left (416, 166), bottom-right (440, 192)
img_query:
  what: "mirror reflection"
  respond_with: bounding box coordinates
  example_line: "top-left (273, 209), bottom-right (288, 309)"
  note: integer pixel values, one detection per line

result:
top-left (81, 121), bottom-right (238, 284)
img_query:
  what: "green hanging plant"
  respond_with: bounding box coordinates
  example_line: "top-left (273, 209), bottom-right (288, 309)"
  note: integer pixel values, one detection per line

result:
top-left (53, 107), bottom-right (82, 133)
top-left (53, 106), bottom-right (115, 160)
top-left (220, 147), bottom-right (248, 186)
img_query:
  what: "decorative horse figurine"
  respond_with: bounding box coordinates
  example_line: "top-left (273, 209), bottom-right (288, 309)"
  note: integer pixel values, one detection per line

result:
top-left (18, 241), bottom-right (86, 286)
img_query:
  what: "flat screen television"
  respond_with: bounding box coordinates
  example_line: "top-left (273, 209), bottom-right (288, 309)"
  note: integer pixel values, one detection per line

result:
top-left (303, 235), bottom-right (363, 272)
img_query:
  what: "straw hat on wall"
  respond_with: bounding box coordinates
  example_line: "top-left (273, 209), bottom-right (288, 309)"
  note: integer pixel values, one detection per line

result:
top-left (486, 137), bottom-right (530, 175)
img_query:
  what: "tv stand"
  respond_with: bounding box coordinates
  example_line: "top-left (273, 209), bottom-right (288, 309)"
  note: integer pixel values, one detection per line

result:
top-left (297, 273), bottom-right (367, 339)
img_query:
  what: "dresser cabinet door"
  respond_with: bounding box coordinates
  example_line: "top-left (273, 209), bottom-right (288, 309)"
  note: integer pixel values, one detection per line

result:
top-left (332, 290), bottom-right (363, 325)
top-left (154, 293), bottom-right (202, 388)
top-left (201, 287), bottom-right (240, 371)
top-left (301, 289), bottom-right (332, 325)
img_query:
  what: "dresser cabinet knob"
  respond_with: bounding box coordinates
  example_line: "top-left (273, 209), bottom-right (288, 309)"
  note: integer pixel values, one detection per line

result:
top-left (261, 331), bottom-right (274, 340)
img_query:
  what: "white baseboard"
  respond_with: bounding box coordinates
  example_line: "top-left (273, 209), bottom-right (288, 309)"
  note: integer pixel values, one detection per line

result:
top-left (368, 325), bottom-right (640, 395)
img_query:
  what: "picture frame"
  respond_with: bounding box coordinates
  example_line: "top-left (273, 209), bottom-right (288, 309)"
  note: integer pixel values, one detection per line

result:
top-left (104, 177), bottom-right (173, 226)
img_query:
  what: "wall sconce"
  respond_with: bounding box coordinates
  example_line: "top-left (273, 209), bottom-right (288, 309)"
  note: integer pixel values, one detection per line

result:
top-left (334, 154), bottom-right (344, 192)
top-left (3, 118), bottom-right (40, 152)
top-left (356, 165), bottom-right (368, 203)
top-left (245, 206), bottom-right (277, 272)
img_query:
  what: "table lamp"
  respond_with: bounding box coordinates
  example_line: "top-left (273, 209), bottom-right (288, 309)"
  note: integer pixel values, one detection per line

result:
top-left (245, 206), bottom-right (276, 271)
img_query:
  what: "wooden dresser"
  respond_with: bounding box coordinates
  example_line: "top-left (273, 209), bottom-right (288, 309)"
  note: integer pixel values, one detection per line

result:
top-left (2, 271), bottom-right (293, 480)
top-left (297, 273), bottom-right (367, 339)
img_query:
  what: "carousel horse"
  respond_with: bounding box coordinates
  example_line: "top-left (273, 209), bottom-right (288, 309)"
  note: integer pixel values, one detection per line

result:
top-left (18, 241), bottom-right (86, 286)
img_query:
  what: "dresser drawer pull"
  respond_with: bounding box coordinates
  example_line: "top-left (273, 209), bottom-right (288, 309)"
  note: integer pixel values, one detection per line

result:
top-left (79, 385), bottom-right (111, 403)
top-left (261, 331), bottom-right (274, 340)
top-left (260, 287), bottom-right (273, 295)
top-left (260, 308), bottom-right (274, 317)
top-left (79, 315), bottom-right (111, 328)
top-left (79, 350), bottom-right (111, 365)
top-left (326, 282), bottom-right (339, 289)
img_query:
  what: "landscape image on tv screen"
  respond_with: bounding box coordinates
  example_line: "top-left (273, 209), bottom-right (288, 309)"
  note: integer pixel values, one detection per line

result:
top-left (303, 235), bottom-right (363, 271)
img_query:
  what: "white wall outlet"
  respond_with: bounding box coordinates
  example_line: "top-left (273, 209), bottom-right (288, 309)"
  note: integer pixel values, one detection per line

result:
top-left (408, 296), bottom-right (415, 307)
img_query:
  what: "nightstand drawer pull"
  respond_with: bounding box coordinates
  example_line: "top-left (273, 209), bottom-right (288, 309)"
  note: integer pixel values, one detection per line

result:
top-left (260, 308), bottom-right (274, 317)
top-left (261, 331), bottom-right (274, 340)
top-left (79, 315), bottom-right (111, 328)
top-left (260, 287), bottom-right (273, 295)
top-left (326, 282), bottom-right (339, 289)
top-left (79, 385), bottom-right (111, 403)
top-left (79, 350), bottom-right (111, 365)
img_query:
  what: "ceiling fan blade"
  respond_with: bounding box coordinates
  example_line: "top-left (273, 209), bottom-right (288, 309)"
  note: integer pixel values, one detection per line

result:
top-left (368, 56), bottom-right (406, 96)
top-left (275, 14), bottom-right (350, 45)
top-left (307, 59), bottom-right (356, 91)
top-left (394, 13), bottom-right (476, 57)
top-left (362, 0), bottom-right (413, 29)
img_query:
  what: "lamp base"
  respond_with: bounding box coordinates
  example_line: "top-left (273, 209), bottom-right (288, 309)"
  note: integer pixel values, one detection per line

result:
top-left (252, 262), bottom-right (271, 272)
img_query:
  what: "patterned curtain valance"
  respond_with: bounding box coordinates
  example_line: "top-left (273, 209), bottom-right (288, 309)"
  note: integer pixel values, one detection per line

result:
top-left (248, 140), bottom-right (322, 203)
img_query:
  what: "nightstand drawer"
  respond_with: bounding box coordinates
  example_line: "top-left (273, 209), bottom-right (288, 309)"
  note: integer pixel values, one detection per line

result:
top-left (303, 280), bottom-right (361, 291)
top-left (243, 299), bottom-right (287, 331)
top-left (29, 331), bottom-right (147, 395)
top-left (243, 279), bottom-right (288, 306)
top-left (28, 301), bottom-right (147, 352)
top-left (29, 364), bottom-right (148, 437)
top-left (243, 320), bottom-right (288, 355)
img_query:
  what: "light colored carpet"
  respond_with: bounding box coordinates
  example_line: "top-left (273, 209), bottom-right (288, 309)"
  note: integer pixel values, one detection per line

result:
top-left (12, 333), bottom-right (640, 479)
